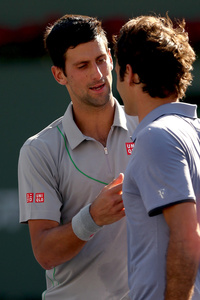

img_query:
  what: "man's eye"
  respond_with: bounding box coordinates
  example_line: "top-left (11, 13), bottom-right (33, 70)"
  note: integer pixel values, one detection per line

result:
top-left (78, 65), bottom-right (86, 69)
top-left (98, 58), bottom-right (106, 63)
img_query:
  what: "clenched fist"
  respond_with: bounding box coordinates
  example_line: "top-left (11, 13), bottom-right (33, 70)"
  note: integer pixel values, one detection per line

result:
top-left (90, 173), bottom-right (125, 226)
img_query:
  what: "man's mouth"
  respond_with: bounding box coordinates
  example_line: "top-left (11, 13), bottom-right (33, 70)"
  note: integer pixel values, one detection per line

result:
top-left (89, 83), bottom-right (105, 91)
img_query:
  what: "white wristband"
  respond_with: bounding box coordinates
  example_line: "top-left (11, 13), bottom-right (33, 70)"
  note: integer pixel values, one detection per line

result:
top-left (72, 204), bottom-right (103, 241)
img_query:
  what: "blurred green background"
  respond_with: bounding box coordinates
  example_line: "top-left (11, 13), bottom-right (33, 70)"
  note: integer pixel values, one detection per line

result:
top-left (0, 1), bottom-right (199, 299)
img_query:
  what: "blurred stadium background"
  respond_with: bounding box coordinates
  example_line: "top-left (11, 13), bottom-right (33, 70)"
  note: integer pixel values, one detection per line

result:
top-left (0, 0), bottom-right (199, 299)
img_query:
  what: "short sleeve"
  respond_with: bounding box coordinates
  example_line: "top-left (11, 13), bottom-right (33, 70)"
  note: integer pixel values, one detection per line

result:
top-left (132, 125), bottom-right (195, 216)
top-left (18, 143), bottom-right (62, 223)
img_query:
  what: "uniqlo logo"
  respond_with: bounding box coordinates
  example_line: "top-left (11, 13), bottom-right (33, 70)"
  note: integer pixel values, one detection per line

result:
top-left (26, 193), bottom-right (34, 203)
top-left (35, 193), bottom-right (44, 203)
top-left (126, 142), bottom-right (134, 155)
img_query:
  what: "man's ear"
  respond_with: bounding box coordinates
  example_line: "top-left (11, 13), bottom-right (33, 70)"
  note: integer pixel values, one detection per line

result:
top-left (125, 64), bottom-right (140, 85)
top-left (51, 66), bottom-right (67, 85)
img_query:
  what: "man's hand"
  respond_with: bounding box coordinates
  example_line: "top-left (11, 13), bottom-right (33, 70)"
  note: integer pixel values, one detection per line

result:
top-left (90, 173), bottom-right (125, 226)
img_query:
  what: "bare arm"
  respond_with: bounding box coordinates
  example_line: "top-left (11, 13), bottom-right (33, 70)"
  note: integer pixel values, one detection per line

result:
top-left (28, 174), bottom-right (125, 270)
top-left (163, 202), bottom-right (200, 300)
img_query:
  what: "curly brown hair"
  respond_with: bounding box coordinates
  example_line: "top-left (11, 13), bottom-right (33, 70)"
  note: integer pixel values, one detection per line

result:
top-left (113, 15), bottom-right (196, 99)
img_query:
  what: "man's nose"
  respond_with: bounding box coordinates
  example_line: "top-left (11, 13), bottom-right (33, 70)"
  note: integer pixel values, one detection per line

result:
top-left (91, 63), bottom-right (103, 80)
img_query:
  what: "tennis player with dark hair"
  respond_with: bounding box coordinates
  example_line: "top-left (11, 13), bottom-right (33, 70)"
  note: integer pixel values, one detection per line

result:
top-left (18, 14), bottom-right (138, 300)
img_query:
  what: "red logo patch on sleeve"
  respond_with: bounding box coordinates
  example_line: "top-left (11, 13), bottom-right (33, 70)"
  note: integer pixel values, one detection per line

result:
top-left (26, 193), bottom-right (34, 203)
top-left (126, 142), bottom-right (134, 155)
top-left (35, 193), bottom-right (44, 203)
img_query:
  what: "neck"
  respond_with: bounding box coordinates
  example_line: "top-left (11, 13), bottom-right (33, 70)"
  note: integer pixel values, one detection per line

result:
top-left (72, 98), bottom-right (115, 146)
top-left (138, 95), bottom-right (179, 122)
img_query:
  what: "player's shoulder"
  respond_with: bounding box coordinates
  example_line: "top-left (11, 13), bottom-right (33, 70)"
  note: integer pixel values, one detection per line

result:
top-left (137, 120), bottom-right (170, 150)
top-left (23, 116), bottom-right (63, 149)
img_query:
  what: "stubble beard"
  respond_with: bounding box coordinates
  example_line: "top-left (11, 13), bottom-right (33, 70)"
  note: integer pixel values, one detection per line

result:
top-left (83, 79), bottom-right (113, 108)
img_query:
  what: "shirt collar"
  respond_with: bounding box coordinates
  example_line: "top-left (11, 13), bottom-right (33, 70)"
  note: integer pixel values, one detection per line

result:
top-left (62, 98), bottom-right (129, 149)
top-left (132, 102), bottom-right (197, 142)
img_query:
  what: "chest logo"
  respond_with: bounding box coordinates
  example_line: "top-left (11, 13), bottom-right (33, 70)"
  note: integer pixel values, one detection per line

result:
top-left (126, 142), bottom-right (134, 155)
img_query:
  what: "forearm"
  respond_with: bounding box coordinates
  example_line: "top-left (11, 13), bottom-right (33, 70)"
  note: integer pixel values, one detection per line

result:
top-left (29, 220), bottom-right (87, 270)
top-left (29, 174), bottom-right (125, 270)
top-left (165, 236), bottom-right (199, 300)
top-left (163, 203), bottom-right (200, 300)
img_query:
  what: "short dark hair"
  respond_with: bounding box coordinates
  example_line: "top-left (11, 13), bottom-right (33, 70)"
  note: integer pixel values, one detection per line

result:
top-left (113, 15), bottom-right (196, 99)
top-left (44, 14), bottom-right (108, 72)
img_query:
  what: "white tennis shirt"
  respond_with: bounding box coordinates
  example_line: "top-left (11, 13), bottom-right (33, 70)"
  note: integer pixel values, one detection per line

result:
top-left (18, 99), bottom-right (138, 300)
